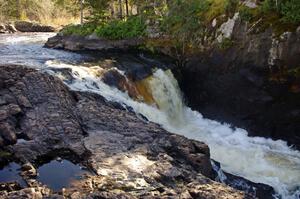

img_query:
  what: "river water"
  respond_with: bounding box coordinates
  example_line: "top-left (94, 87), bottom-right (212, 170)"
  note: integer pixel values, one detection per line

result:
top-left (0, 33), bottom-right (299, 199)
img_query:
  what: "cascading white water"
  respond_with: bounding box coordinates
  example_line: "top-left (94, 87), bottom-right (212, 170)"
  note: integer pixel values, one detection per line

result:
top-left (44, 61), bottom-right (300, 199)
top-left (1, 33), bottom-right (299, 199)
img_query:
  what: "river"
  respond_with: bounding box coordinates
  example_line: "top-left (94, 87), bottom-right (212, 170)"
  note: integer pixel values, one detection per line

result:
top-left (0, 33), bottom-right (299, 199)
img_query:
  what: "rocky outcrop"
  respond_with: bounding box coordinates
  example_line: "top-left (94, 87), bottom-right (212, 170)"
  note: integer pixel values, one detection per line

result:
top-left (45, 34), bottom-right (144, 51)
top-left (0, 65), bottom-right (248, 198)
top-left (14, 21), bottom-right (55, 32)
top-left (0, 23), bottom-right (18, 34)
top-left (177, 16), bottom-right (300, 149)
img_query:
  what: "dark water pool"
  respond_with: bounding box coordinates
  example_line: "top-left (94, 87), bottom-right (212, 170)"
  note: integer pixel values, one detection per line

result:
top-left (37, 159), bottom-right (90, 191)
top-left (0, 162), bottom-right (26, 186)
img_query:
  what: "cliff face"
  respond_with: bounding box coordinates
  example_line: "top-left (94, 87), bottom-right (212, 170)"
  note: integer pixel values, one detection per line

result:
top-left (177, 13), bottom-right (300, 149)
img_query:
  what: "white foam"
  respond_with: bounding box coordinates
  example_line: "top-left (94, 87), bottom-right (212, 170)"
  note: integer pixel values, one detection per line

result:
top-left (44, 61), bottom-right (300, 199)
top-left (0, 33), bottom-right (55, 44)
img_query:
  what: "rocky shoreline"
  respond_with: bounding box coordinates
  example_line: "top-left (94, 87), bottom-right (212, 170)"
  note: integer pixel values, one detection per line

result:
top-left (0, 65), bottom-right (253, 198)
top-left (45, 34), bottom-right (144, 51)
top-left (0, 21), bottom-right (55, 34)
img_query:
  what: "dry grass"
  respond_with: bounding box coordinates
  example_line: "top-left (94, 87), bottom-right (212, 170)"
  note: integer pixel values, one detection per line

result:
top-left (35, 1), bottom-right (80, 27)
top-left (0, 0), bottom-right (80, 27)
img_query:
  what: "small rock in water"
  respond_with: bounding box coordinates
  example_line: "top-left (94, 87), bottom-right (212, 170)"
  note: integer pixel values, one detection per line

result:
top-left (56, 157), bottom-right (62, 162)
top-left (21, 163), bottom-right (37, 177)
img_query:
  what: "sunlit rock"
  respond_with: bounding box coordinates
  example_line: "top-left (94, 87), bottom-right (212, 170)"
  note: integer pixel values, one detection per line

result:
top-left (217, 13), bottom-right (239, 43)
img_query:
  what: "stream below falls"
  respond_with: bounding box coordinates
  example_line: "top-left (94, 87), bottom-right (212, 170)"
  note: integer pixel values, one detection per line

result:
top-left (0, 33), bottom-right (299, 199)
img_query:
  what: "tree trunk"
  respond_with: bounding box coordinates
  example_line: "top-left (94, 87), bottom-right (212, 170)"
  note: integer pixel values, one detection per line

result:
top-left (118, 0), bottom-right (123, 19)
top-left (110, 1), bottom-right (115, 18)
top-left (16, 0), bottom-right (20, 18)
top-left (80, 0), bottom-right (83, 25)
top-left (125, 0), bottom-right (129, 18)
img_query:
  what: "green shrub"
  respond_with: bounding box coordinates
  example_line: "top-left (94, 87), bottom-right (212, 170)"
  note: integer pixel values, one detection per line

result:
top-left (239, 6), bottom-right (253, 22)
top-left (260, 0), bottom-right (300, 24)
top-left (281, 0), bottom-right (300, 24)
top-left (61, 16), bottom-right (146, 40)
top-left (224, 0), bottom-right (239, 14)
top-left (95, 16), bottom-right (147, 40)
top-left (62, 23), bottom-right (97, 36)
top-left (260, 0), bottom-right (276, 13)
top-left (219, 38), bottom-right (234, 50)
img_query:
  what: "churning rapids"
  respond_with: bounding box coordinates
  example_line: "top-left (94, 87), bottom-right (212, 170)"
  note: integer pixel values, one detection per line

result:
top-left (0, 33), bottom-right (300, 199)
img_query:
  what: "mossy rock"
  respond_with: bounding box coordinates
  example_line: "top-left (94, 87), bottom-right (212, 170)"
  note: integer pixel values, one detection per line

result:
top-left (0, 150), bottom-right (12, 158)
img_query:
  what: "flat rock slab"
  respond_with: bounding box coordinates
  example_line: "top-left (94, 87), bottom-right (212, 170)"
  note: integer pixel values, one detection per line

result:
top-left (0, 65), bottom-right (248, 198)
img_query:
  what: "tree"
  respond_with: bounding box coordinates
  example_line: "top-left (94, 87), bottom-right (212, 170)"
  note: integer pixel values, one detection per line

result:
top-left (84, 0), bottom-right (110, 22)
top-left (118, 0), bottom-right (123, 19)
top-left (161, 0), bottom-right (210, 66)
top-left (125, 0), bottom-right (129, 17)
top-left (80, 0), bottom-right (83, 24)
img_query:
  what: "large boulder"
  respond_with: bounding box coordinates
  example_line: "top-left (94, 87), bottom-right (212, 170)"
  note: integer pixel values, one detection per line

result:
top-left (14, 21), bottom-right (55, 32)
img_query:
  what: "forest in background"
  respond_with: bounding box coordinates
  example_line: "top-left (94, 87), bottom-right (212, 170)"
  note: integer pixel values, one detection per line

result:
top-left (1, 0), bottom-right (300, 26)
top-left (0, 0), bottom-right (80, 26)
top-left (58, 0), bottom-right (300, 51)
top-left (1, 0), bottom-right (300, 41)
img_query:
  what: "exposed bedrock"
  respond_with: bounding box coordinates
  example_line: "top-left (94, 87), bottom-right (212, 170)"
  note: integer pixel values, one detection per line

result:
top-left (0, 65), bottom-right (251, 198)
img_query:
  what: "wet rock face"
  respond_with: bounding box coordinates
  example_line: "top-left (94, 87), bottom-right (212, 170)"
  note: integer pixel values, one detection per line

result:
top-left (0, 65), bottom-right (247, 198)
top-left (179, 61), bottom-right (300, 149)
top-left (101, 69), bottom-right (142, 101)
top-left (177, 21), bottom-right (300, 149)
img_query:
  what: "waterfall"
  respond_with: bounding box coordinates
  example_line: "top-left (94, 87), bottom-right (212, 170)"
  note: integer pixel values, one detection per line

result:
top-left (146, 70), bottom-right (186, 126)
top-left (2, 33), bottom-right (299, 199)
top-left (44, 61), bottom-right (300, 199)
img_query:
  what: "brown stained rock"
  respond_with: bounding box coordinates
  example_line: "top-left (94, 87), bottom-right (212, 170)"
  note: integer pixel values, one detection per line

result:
top-left (102, 69), bottom-right (141, 101)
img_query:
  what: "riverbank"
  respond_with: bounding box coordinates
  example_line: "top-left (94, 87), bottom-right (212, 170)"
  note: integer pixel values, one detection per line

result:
top-left (45, 34), bottom-right (144, 51)
top-left (0, 64), bottom-right (249, 198)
